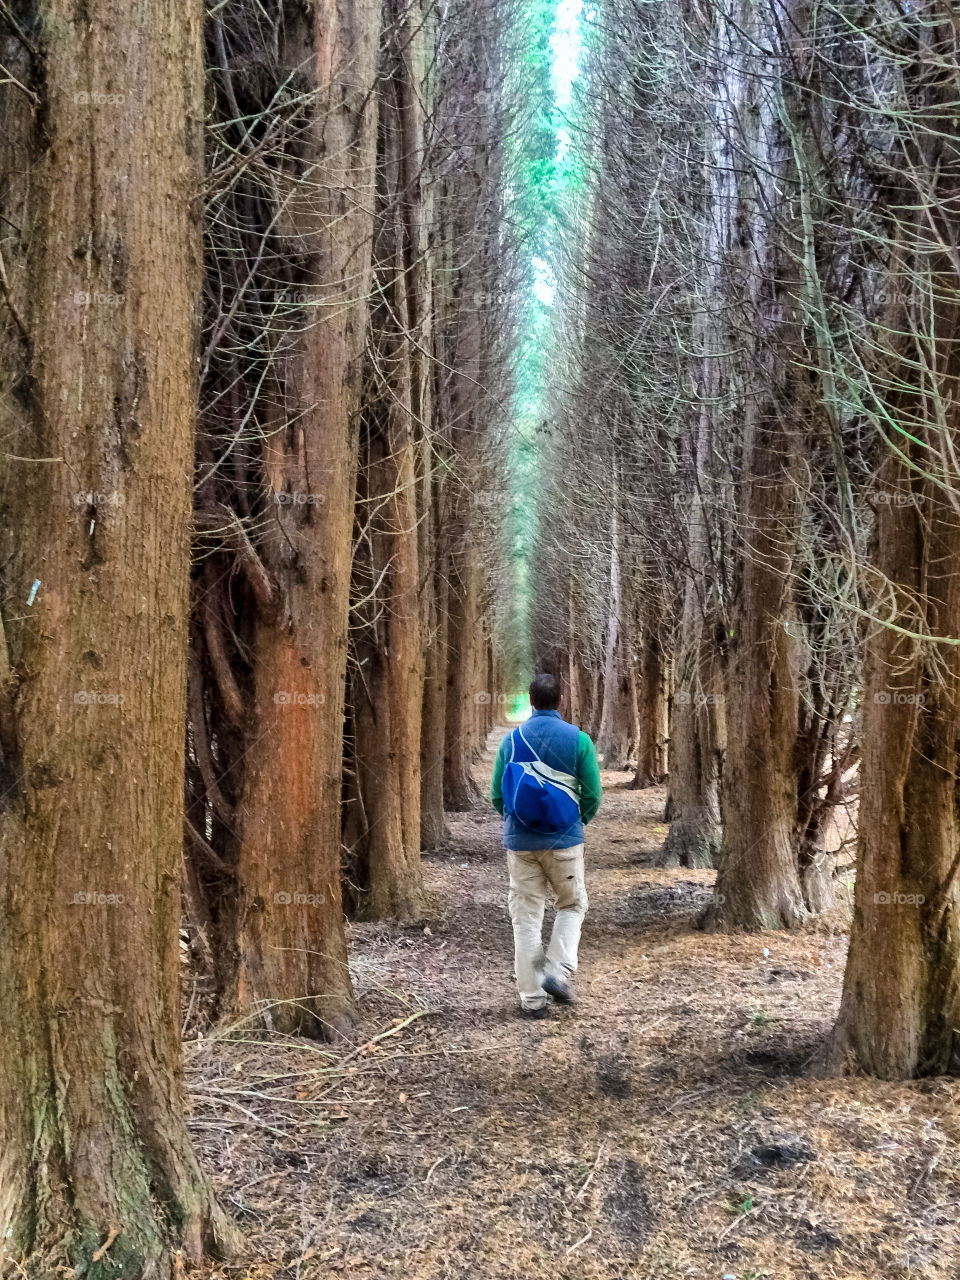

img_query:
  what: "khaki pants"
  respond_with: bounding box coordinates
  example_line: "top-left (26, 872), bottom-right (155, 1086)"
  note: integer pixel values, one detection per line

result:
top-left (507, 845), bottom-right (587, 1010)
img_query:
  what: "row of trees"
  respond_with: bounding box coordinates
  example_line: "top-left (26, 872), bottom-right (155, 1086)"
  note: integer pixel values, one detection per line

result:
top-left (0, 0), bottom-right (527, 1271)
top-left (534, 0), bottom-right (960, 1079)
top-left (189, 0), bottom-right (515, 1039)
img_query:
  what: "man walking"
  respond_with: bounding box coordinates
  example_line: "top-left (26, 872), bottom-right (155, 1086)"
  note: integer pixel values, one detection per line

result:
top-left (490, 673), bottom-right (602, 1018)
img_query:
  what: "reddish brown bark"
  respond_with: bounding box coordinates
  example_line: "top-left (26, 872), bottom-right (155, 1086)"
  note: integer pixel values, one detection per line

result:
top-left (346, 0), bottom-right (427, 920)
top-left (228, 0), bottom-right (381, 1036)
top-left (0, 1), bottom-right (235, 1270)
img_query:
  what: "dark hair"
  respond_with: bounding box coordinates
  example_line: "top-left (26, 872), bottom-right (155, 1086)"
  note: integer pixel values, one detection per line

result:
top-left (529, 672), bottom-right (561, 711)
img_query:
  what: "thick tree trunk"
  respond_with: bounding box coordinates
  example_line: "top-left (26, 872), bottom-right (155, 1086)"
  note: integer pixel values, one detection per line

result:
top-left (826, 16), bottom-right (960, 1071)
top-left (350, 419), bottom-right (424, 919)
top-left (0, 2), bottom-right (235, 1270)
top-left (347, 0), bottom-right (426, 921)
top-left (659, 641), bottom-right (723, 868)
top-left (702, 0), bottom-right (808, 932)
top-left (825, 466), bottom-right (960, 1075)
top-left (597, 635), bottom-right (634, 769)
top-left (632, 621), bottom-right (668, 787)
top-left (705, 436), bottom-right (806, 929)
top-left (229, 0), bottom-right (380, 1036)
top-left (660, 404), bottom-right (722, 866)
top-left (439, 118), bottom-right (486, 808)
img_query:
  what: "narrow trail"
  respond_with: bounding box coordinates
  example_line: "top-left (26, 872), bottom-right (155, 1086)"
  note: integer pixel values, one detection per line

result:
top-left (191, 730), bottom-right (960, 1280)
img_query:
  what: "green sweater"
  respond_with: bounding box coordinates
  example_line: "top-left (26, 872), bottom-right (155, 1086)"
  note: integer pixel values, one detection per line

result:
top-left (490, 728), bottom-right (603, 824)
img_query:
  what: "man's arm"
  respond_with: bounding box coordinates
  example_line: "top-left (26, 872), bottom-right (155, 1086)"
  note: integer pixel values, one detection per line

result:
top-left (577, 731), bottom-right (602, 823)
top-left (490, 736), bottom-right (507, 814)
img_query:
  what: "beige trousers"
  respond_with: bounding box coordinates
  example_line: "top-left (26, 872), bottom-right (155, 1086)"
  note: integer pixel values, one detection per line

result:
top-left (507, 844), bottom-right (587, 1009)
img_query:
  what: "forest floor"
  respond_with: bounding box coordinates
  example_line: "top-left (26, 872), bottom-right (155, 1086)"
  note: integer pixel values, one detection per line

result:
top-left (189, 729), bottom-right (960, 1280)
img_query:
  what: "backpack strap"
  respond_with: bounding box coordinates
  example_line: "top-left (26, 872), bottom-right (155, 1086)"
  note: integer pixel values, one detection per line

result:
top-left (511, 724), bottom-right (536, 763)
top-left (517, 723), bottom-right (579, 795)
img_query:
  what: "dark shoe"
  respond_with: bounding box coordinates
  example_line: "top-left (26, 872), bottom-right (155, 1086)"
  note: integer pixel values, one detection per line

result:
top-left (543, 974), bottom-right (573, 1005)
top-left (519, 1004), bottom-right (550, 1020)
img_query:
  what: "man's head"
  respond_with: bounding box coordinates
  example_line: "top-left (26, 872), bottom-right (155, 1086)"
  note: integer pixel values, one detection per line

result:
top-left (529, 672), bottom-right (561, 711)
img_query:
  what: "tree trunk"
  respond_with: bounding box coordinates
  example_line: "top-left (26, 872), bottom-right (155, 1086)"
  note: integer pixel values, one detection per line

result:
top-left (420, 546), bottom-right (450, 847)
top-left (702, 0), bottom-right (808, 932)
top-left (0, 2), bottom-right (236, 1270)
top-left (413, 90), bottom-right (446, 849)
top-left (419, 109), bottom-right (449, 848)
top-left (705, 421), bottom-right (806, 929)
top-left (660, 402), bottom-right (723, 867)
top-left (346, 0), bottom-right (426, 921)
top-left (597, 508), bottom-right (633, 768)
top-left (825, 464), bottom-right (960, 1075)
top-left (586, 668), bottom-right (603, 740)
top-left (444, 540), bottom-right (482, 809)
top-left (229, 0), bottom-right (380, 1036)
top-left (794, 655), bottom-right (846, 913)
top-left (439, 106), bottom-right (487, 808)
top-left (566, 591), bottom-right (584, 725)
top-left (350, 415), bottom-right (424, 919)
top-left (632, 620), bottom-right (668, 787)
top-left (826, 13), bottom-right (960, 1072)
top-left (659, 643), bottom-right (723, 868)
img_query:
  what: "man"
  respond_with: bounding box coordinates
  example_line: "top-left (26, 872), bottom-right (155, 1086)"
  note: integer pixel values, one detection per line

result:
top-left (490, 673), bottom-right (602, 1018)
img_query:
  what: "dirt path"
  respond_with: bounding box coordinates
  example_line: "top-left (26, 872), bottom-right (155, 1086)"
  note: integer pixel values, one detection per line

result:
top-left (191, 730), bottom-right (960, 1280)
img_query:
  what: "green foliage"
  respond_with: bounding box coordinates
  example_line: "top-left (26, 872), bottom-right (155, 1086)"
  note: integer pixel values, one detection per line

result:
top-left (499, 2), bottom-right (583, 684)
top-left (748, 1010), bottom-right (778, 1027)
top-left (724, 1195), bottom-right (755, 1216)
top-left (507, 0), bottom-right (561, 260)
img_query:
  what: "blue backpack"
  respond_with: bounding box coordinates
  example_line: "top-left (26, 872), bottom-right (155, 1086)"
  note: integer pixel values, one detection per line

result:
top-left (502, 723), bottom-right (581, 834)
